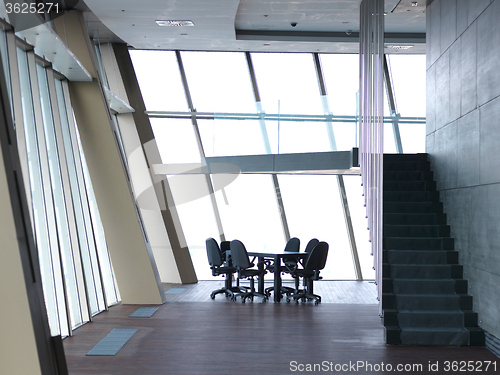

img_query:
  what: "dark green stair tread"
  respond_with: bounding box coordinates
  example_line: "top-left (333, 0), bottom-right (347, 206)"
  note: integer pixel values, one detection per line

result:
top-left (384, 190), bottom-right (440, 202)
top-left (389, 264), bottom-right (455, 279)
top-left (400, 327), bottom-right (469, 346)
top-left (383, 170), bottom-right (434, 182)
top-left (384, 237), bottom-right (454, 251)
top-left (392, 279), bottom-right (457, 294)
top-left (382, 153), bottom-right (477, 347)
top-left (384, 180), bottom-right (436, 192)
top-left (383, 201), bottom-right (443, 214)
top-left (395, 294), bottom-right (461, 311)
top-left (384, 224), bottom-right (450, 238)
top-left (384, 213), bottom-right (447, 225)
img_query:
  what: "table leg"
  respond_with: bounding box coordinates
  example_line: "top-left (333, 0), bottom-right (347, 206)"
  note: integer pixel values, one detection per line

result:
top-left (274, 256), bottom-right (282, 303)
top-left (257, 256), bottom-right (265, 295)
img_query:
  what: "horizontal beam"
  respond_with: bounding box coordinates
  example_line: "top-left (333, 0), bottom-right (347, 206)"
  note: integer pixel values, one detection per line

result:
top-left (152, 149), bottom-right (360, 176)
top-left (146, 111), bottom-right (426, 124)
top-left (236, 30), bottom-right (425, 45)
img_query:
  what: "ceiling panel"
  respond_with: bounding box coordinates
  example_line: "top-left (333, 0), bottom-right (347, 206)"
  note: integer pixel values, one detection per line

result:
top-left (82, 0), bottom-right (425, 53)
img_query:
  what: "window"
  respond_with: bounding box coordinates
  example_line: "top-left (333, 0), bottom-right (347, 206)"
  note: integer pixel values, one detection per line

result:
top-left (11, 43), bottom-right (119, 336)
top-left (131, 50), bottom-right (427, 280)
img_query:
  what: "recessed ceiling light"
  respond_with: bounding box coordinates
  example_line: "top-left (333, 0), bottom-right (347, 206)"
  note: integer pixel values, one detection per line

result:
top-left (156, 20), bottom-right (195, 27)
top-left (385, 44), bottom-right (414, 50)
top-left (411, 2), bottom-right (418, 6)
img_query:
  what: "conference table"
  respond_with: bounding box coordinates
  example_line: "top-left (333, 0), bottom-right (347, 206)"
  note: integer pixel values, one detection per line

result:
top-left (247, 251), bottom-right (308, 303)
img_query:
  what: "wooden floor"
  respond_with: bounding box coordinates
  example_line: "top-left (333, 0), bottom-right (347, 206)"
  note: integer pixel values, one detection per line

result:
top-left (63, 282), bottom-right (498, 375)
top-left (163, 280), bottom-right (378, 304)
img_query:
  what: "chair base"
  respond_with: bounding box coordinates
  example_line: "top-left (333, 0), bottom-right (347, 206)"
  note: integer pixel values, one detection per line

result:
top-left (233, 276), bottom-right (267, 303)
top-left (237, 290), bottom-right (268, 303)
top-left (264, 286), bottom-right (295, 301)
top-left (210, 285), bottom-right (248, 300)
top-left (287, 291), bottom-right (322, 305)
top-left (265, 276), bottom-right (303, 302)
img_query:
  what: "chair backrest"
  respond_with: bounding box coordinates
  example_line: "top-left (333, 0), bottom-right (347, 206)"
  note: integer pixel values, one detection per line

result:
top-left (284, 237), bottom-right (300, 253)
top-left (230, 240), bottom-right (252, 269)
top-left (220, 240), bottom-right (230, 262)
top-left (206, 238), bottom-right (223, 267)
top-left (303, 242), bottom-right (329, 271)
top-left (304, 238), bottom-right (319, 253)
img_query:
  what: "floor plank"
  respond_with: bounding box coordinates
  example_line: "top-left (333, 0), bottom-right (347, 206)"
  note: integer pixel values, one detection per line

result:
top-left (63, 282), bottom-right (498, 375)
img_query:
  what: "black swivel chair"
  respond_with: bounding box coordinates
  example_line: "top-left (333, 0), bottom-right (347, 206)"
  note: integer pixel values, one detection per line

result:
top-left (304, 238), bottom-right (319, 253)
top-left (230, 240), bottom-right (268, 303)
top-left (288, 241), bottom-right (329, 305)
top-left (206, 238), bottom-right (242, 299)
top-left (264, 237), bottom-right (300, 299)
top-left (285, 238), bottom-right (320, 296)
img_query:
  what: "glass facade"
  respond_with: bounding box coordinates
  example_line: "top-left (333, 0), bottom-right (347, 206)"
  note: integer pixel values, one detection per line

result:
top-left (3, 36), bottom-right (119, 337)
top-left (130, 49), bottom-right (426, 281)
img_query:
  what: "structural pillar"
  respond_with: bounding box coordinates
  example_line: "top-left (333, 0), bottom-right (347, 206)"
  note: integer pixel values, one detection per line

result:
top-left (54, 11), bottom-right (165, 304)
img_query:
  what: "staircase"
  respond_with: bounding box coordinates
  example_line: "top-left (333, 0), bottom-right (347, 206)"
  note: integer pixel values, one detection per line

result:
top-left (382, 153), bottom-right (484, 346)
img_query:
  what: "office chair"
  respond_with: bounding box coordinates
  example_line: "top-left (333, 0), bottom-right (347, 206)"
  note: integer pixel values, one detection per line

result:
top-left (288, 238), bottom-right (319, 295)
top-left (230, 240), bottom-right (268, 303)
top-left (304, 238), bottom-right (319, 253)
top-left (264, 237), bottom-right (300, 299)
top-left (287, 241), bottom-right (329, 305)
top-left (205, 238), bottom-right (242, 299)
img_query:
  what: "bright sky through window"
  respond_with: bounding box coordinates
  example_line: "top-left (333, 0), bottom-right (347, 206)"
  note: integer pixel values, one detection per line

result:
top-left (130, 49), bottom-right (426, 280)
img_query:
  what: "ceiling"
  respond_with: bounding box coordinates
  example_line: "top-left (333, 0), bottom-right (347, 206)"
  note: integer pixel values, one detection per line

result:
top-left (78, 0), bottom-right (426, 54)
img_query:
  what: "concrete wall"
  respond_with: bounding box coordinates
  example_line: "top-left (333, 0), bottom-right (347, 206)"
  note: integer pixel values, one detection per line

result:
top-left (426, 0), bottom-right (500, 338)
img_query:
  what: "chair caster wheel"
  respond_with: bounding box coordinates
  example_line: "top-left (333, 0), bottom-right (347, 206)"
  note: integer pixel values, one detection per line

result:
top-left (315, 300), bottom-right (319, 305)
top-left (210, 293), bottom-right (215, 300)
top-left (286, 298), bottom-right (291, 303)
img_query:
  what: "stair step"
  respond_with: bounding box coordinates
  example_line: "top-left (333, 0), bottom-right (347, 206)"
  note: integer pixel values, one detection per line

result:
top-left (398, 310), bottom-right (464, 329)
top-left (395, 294), bottom-right (460, 311)
top-left (384, 170), bottom-right (434, 182)
top-left (384, 201), bottom-right (443, 214)
top-left (383, 153), bottom-right (429, 162)
top-left (390, 264), bottom-right (461, 279)
top-left (384, 190), bottom-right (440, 202)
top-left (392, 279), bottom-right (456, 294)
top-left (384, 224), bottom-right (450, 238)
top-left (400, 327), bottom-right (469, 346)
top-left (382, 153), bottom-right (478, 347)
top-left (384, 180), bottom-right (436, 192)
top-left (384, 213), bottom-right (447, 225)
top-left (384, 160), bottom-right (431, 172)
top-left (386, 250), bottom-right (458, 265)
top-left (384, 237), bottom-right (454, 251)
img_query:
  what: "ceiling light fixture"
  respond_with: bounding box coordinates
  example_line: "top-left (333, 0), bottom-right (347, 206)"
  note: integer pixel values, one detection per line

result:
top-left (156, 20), bottom-right (195, 27)
top-left (411, 2), bottom-right (418, 6)
top-left (385, 44), bottom-right (414, 50)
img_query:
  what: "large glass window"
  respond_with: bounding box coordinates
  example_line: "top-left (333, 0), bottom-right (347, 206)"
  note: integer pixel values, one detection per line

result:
top-left (131, 49), bottom-right (427, 282)
top-left (277, 175), bottom-right (355, 280)
top-left (151, 118), bottom-right (201, 163)
top-left (198, 118), bottom-right (268, 157)
top-left (214, 174), bottom-right (285, 252)
top-left (11, 42), bottom-right (119, 337)
top-left (251, 53), bottom-right (323, 115)
top-left (18, 48), bottom-right (64, 336)
top-left (320, 54), bottom-right (359, 116)
top-left (181, 51), bottom-right (256, 113)
top-left (129, 50), bottom-right (187, 112)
